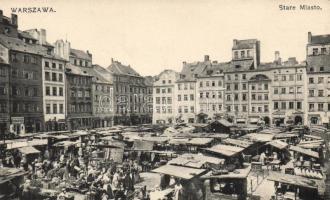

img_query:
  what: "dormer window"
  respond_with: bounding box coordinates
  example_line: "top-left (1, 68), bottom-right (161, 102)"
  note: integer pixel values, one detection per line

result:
top-left (241, 51), bottom-right (245, 58)
top-left (234, 51), bottom-right (238, 59)
top-left (312, 48), bottom-right (318, 56)
top-left (321, 48), bottom-right (326, 55)
top-left (235, 65), bottom-right (240, 69)
top-left (247, 50), bottom-right (251, 57)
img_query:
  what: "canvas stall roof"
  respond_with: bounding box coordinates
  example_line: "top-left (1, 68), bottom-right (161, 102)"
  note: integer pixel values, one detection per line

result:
top-left (152, 164), bottom-right (206, 180)
top-left (133, 140), bottom-right (154, 151)
top-left (211, 119), bottom-right (233, 127)
top-left (204, 144), bottom-right (244, 157)
top-left (121, 132), bottom-right (142, 141)
top-left (168, 153), bottom-right (224, 168)
top-left (188, 138), bottom-right (214, 146)
top-left (27, 139), bottom-right (47, 146)
top-left (274, 133), bottom-right (299, 139)
top-left (267, 140), bottom-right (288, 150)
top-left (142, 137), bottom-right (169, 143)
top-left (303, 135), bottom-right (322, 140)
top-left (201, 164), bottom-right (251, 179)
top-left (267, 172), bottom-right (325, 195)
top-left (297, 143), bottom-right (322, 149)
top-left (18, 146), bottom-right (40, 154)
top-left (243, 133), bottom-right (274, 142)
top-left (223, 138), bottom-right (254, 148)
top-left (54, 141), bottom-right (80, 147)
top-left (299, 139), bottom-right (324, 145)
top-left (290, 146), bottom-right (319, 159)
top-left (0, 167), bottom-right (28, 184)
top-left (169, 138), bottom-right (190, 145)
top-left (70, 130), bottom-right (89, 137)
top-left (50, 135), bottom-right (70, 140)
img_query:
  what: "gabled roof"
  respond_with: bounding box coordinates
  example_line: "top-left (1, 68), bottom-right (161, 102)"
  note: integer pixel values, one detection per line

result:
top-left (177, 61), bottom-right (210, 82)
top-left (65, 64), bottom-right (92, 77)
top-left (144, 76), bottom-right (154, 86)
top-left (70, 48), bottom-right (92, 61)
top-left (309, 34), bottom-right (330, 45)
top-left (108, 60), bottom-right (141, 77)
top-left (92, 64), bottom-right (113, 84)
top-left (18, 30), bottom-right (37, 41)
top-left (0, 34), bottom-right (45, 55)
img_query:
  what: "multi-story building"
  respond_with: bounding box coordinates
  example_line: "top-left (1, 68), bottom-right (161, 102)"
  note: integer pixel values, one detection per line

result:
top-left (306, 32), bottom-right (330, 126)
top-left (153, 69), bottom-right (179, 124)
top-left (0, 37), bottom-right (10, 135)
top-left (91, 64), bottom-right (114, 128)
top-left (197, 58), bottom-right (226, 123)
top-left (270, 58), bottom-right (308, 126)
top-left (25, 29), bottom-right (67, 132)
top-left (143, 76), bottom-right (154, 124)
top-left (54, 40), bottom-right (94, 130)
top-left (108, 59), bottom-right (151, 125)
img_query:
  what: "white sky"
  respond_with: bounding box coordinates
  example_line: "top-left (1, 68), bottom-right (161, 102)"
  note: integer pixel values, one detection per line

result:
top-left (1, 0), bottom-right (330, 76)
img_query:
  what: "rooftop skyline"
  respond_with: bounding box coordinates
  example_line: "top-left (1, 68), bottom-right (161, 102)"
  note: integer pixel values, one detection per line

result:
top-left (1, 0), bottom-right (330, 76)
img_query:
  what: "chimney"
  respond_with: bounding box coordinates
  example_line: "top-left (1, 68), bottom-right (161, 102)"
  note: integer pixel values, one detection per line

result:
top-left (111, 58), bottom-right (114, 63)
top-left (204, 55), bottom-right (210, 62)
top-left (0, 10), bottom-right (3, 23)
top-left (183, 61), bottom-right (186, 66)
top-left (308, 32), bottom-right (312, 43)
top-left (11, 14), bottom-right (17, 26)
top-left (288, 57), bottom-right (298, 65)
top-left (39, 29), bottom-right (46, 45)
top-left (233, 39), bottom-right (238, 46)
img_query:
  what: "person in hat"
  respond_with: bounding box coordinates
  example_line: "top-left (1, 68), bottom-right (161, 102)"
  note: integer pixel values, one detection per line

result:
top-left (57, 188), bottom-right (69, 200)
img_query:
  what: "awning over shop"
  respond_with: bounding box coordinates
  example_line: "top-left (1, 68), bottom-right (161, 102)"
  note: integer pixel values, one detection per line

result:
top-left (0, 167), bottom-right (28, 184)
top-left (290, 146), bottom-right (319, 159)
top-left (266, 140), bottom-right (288, 150)
top-left (18, 146), bottom-right (40, 155)
top-left (204, 144), bottom-right (244, 157)
top-left (152, 164), bottom-right (206, 180)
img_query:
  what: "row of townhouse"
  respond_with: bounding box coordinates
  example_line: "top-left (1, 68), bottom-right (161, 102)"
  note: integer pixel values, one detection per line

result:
top-left (0, 11), bottom-right (153, 135)
top-left (153, 33), bottom-right (330, 127)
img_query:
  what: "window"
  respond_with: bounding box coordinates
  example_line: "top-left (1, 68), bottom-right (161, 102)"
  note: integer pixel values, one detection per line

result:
top-left (242, 84), bottom-right (247, 90)
top-left (190, 94), bottom-right (194, 101)
top-left (218, 80), bottom-right (222, 86)
top-left (320, 67), bottom-right (324, 72)
top-left (318, 103), bottom-right (324, 111)
top-left (212, 93), bottom-right (216, 99)
top-left (178, 84), bottom-right (182, 90)
top-left (234, 94), bottom-right (239, 101)
top-left (206, 81), bottom-right (209, 87)
top-left (241, 51), bottom-right (245, 58)
top-left (77, 91), bottom-right (82, 97)
top-left (297, 87), bottom-right (302, 93)
top-left (59, 104), bottom-right (64, 113)
top-left (264, 84), bottom-right (268, 90)
top-left (59, 87), bottom-right (63, 96)
top-left (297, 102), bottom-right (302, 110)
top-left (282, 76), bottom-right (286, 81)
top-left (321, 48), bottom-right (327, 54)
top-left (274, 102), bottom-right (279, 109)
top-left (281, 102), bottom-right (286, 109)
top-left (0, 86), bottom-right (6, 95)
top-left (242, 74), bottom-right (246, 80)
top-left (46, 104), bottom-right (51, 114)
top-left (218, 91), bottom-right (222, 99)
top-left (227, 75), bottom-right (231, 81)
top-left (227, 106), bottom-right (231, 112)
top-left (289, 75), bottom-right (294, 81)
top-left (23, 55), bottom-right (30, 63)
top-left (258, 95), bottom-right (262, 101)
top-left (190, 106), bottom-right (194, 113)
top-left (162, 80), bottom-right (166, 84)
top-left (289, 87), bottom-right (294, 94)
top-left (258, 107), bottom-right (262, 112)
top-left (184, 106), bottom-right (188, 113)
top-left (178, 95), bottom-right (181, 101)
top-left (178, 106), bottom-right (182, 113)
top-left (212, 81), bottom-right (215, 86)
top-left (309, 103), bottom-right (314, 111)
top-left (274, 87), bottom-right (279, 94)
top-left (264, 94), bottom-right (268, 100)
top-left (200, 93), bottom-right (203, 98)
top-left (328, 103), bottom-right (330, 111)
top-left (53, 104), bottom-right (57, 114)
top-left (59, 64), bottom-right (63, 70)
top-left (318, 77), bottom-right (324, 83)
top-left (247, 50), bottom-right (250, 57)
top-left (251, 85), bottom-right (255, 90)
top-left (162, 97), bottom-right (166, 104)
top-left (297, 74), bottom-right (302, 81)
top-left (184, 95), bottom-right (188, 101)
top-left (33, 88), bottom-right (38, 96)
top-left (206, 92), bottom-right (209, 98)
top-left (11, 53), bottom-right (18, 62)
top-left (226, 84), bottom-right (231, 90)
top-left (167, 97), bottom-right (172, 104)
top-left (199, 81), bottom-right (203, 87)
top-left (52, 73), bottom-right (57, 81)
top-left (281, 88), bottom-right (286, 94)
top-left (190, 83), bottom-right (194, 90)
top-left (289, 102), bottom-right (294, 109)
top-left (58, 74), bottom-right (63, 82)
top-left (234, 84), bottom-right (238, 90)
top-left (242, 93), bottom-right (247, 101)
top-left (226, 95), bottom-right (231, 101)
top-left (264, 105), bottom-right (269, 112)
top-left (274, 75), bottom-right (278, 81)
top-left (184, 83), bottom-right (188, 90)
top-left (46, 86), bottom-right (50, 96)
top-left (318, 90), bottom-right (324, 97)
top-left (309, 90), bottom-right (314, 97)
top-left (156, 97), bottom-right (160, 104)
top-left (162, 89), bottom-right (166, 94)
top-left (45, 61), bottom-right (50, 68)
top-left (234, 74), bottom-right (238, 80)
top-left (156, 88), bottom-right (160, 93)
top-left (167, 88), bottom-right (172, 93)
top-left (52, 87), bottom-right (57, 96)
top-left (252, 94), bottom-right (256, 100)
top-left (312, 48), bottom-right (318, 55)
top-left (242, 105), bottom-right (247, 112)
top-left (52, 63), bottom-right (56, 69)
top-left (310, 67), bottom-right (314, 72)
top-left (234, 51), bottom-right (238, 59)
top-left (45, 72), bottom-right (50, 81)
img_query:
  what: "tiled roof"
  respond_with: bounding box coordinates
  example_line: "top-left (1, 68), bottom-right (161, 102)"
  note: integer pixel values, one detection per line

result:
top-left (232, 39), bottom-right (258, 50)
top-left (70, 48), bottom-right (92, 61)
top-left (310, 34), bottom-right (330, 45)
top-left (0, 34), bottom-right (66, 61)
top-left (177, 61), bottom-right (209, 82)
top-left (0, 34), bottom-right (45, 55)
top-left (225, 59), bottom-right (254, 72)
top-left (65, 64), bottom-right (92, 77)
top-left (92, 64), bottom-right (113, 84)
top-left (107, 60), bottom-right (140, 77)
top-left (18, 30), bottom-right (37, 41)
top-left (198, 62), bottom-right (229, 77)
top-left (144, 76), bottom-right (154, 86)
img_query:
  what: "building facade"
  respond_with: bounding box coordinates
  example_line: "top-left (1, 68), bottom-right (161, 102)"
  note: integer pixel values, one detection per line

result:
top-left (153, 69), bottom-right (179, 124)
top-left (306, 32), bottom-right (330, 126)
top-left (108, 59), bottom-right (152, 125)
